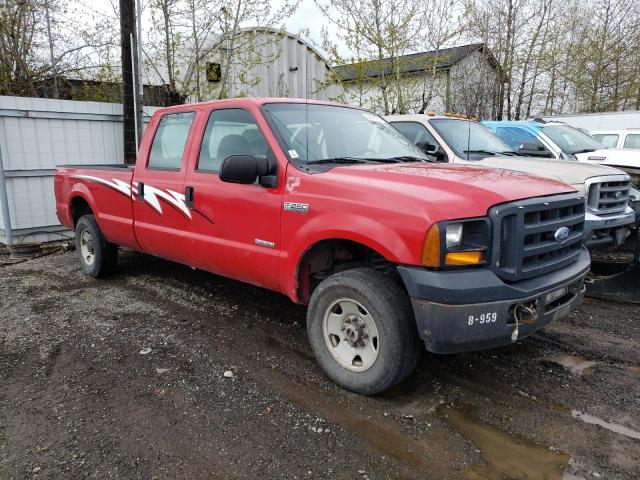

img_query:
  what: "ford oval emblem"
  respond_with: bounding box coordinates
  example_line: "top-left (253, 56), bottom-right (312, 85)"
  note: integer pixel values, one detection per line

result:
top-left (614, 191), bottom-right (623, 199)
top-left (554, 226), bottom-right (570, 243)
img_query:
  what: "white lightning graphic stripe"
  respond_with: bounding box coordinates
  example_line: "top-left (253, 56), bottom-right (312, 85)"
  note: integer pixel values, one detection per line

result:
top-left (75, 176), bottom-right (191, 219)
top-left (73, 175), bottom-right (134, 198)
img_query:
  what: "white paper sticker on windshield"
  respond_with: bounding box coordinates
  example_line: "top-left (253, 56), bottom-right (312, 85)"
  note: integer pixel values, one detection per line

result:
top-left (288, 149), bottom-right (299, 158)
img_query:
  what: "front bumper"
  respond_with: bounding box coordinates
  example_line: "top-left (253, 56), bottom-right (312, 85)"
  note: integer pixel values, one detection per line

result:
top-left (397, 248), bottom-right (590, 354)
top-left (584, 209), bottom-right (636, 248)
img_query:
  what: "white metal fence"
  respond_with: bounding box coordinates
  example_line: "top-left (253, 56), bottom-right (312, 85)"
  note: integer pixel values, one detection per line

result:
top-left (0, 96), bottom-right (157, 245)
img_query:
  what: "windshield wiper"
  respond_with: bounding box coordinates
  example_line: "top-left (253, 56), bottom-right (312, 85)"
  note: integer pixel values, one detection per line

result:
top-left (307, 157), bottom-right (371, 165)
top-left (308, 156), bottom-right (422, 165)
top-left (571, 148), bottom-right (597, 155)
top-left (463, 149), bottom-right (497, 156)
top-left (386, 155), bottom-right (430, 163)
top-left (497, 151), bottom-right (520, 156)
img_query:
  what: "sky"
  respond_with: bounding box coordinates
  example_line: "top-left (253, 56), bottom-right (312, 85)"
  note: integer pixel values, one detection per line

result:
top-left (282, 0), bottom-right (342, 57)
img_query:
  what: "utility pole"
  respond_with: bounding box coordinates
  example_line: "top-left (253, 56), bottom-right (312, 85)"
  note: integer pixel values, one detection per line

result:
top-left (45, 0), bottom-right (59, 99)
top-left (120, 0), bottom-right (140, 164)
top-left (136, 0), bottom-right (144, 109)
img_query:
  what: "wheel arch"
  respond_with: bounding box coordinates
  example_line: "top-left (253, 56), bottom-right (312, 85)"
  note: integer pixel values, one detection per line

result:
top-left (291, 237), bottom-right (402, 305)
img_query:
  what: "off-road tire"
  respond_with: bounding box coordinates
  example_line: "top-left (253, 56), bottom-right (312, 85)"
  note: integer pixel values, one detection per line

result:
top-left (307, 268), bottom-right (421, 395)
top-left (75, 215), bottom-right (118, 278)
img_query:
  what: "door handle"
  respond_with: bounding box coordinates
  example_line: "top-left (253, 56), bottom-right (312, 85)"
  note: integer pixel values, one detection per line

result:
top-left (138, 182), bottom-right (144, 201)
top-left (185, 186), bottom-right (194, 208)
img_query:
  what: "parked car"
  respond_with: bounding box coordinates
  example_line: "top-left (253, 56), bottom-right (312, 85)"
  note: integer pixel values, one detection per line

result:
top-left (592, 129), bottom-right (640, 149)
top-left (482, 119), bottom-right (640, 187)
top-left (55, 98), bottom-right (590, 395)
top-left (386, 114), bottom-right (637, 247)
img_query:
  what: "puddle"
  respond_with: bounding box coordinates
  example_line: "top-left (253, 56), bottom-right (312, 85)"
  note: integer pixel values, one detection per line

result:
top-left (442, 407), bottom-right (569, 480)
top-left (543, 354), bottom-right (596, 376)
top-left (572, 410), bottom-right (640, 440)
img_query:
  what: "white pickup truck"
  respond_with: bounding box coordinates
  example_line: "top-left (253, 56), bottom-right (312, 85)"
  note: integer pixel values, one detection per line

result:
top-left (386, 114), bottom-right (638, 248)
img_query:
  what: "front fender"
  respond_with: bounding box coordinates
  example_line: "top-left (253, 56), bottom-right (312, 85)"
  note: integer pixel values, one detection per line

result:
top-left (281, 211), bottom-right (418, 302)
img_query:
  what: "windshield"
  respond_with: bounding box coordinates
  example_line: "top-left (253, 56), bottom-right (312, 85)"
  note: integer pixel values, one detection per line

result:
top-left (262, 103), bottom-right (427, 164)
top-left (541, 125), bottom-right (603, 154)
top-left (429, 119), bottom-right (513, 158)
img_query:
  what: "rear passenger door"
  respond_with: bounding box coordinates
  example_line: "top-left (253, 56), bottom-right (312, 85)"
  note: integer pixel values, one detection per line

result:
top-left (183, 107), bottom-right (282, 291)
top-left (133, 110), bottom-right (196, 264)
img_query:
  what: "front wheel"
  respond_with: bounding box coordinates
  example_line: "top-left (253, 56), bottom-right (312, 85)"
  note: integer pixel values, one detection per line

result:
top-left (307, 268), bottom-right (421, 395)
top-left (75, 215), bottom-right (118, 278)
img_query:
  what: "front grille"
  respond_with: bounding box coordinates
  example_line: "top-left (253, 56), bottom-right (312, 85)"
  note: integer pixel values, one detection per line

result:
top-left (491, 194), bottom-right (585, 282)
top-left (587, 179), bottom-right (630, 215)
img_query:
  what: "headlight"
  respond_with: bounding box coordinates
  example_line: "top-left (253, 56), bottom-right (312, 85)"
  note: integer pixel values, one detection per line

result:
top-left (421, 219), bottom-right (490, 268)
top-left (445, 224), bottom-right (464, 248)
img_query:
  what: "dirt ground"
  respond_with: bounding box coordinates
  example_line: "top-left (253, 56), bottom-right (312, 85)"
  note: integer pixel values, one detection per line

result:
top-left (1, 248), bottom-right (639, 479)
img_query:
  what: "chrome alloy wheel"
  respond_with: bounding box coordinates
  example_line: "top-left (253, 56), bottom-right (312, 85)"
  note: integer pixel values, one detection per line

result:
top-left (322, 298), bottom-right (380, 372)
top-left (80, 229), bottom-right (96, 266)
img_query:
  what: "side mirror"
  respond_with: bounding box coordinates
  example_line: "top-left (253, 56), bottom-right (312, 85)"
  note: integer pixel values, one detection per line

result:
top-left (435, 146), bottom-right (448, 162)
top-left (219, 155), bottom-right (278, 187)
top-left (517, 142), bottom-right (554, 158)
top-left (416, 141), bottom-right (438, 154)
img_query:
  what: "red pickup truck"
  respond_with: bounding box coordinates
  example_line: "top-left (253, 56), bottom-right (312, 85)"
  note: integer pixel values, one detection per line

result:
top-left (55, 98), bottom-right (590, 394)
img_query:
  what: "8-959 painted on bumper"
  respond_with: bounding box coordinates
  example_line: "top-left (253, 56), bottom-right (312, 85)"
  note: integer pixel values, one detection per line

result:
top-left (397, 247), bottom-right (590, 354)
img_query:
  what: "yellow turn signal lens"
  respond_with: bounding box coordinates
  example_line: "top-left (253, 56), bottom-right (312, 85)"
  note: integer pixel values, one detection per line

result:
top-left (445, 250), bottom-right (483, 266)
top-left (421, 224), bottom-right (441, 267)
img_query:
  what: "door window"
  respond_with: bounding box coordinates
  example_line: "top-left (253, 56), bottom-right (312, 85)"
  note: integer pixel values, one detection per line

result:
top-left (623, 134), bottom-right (640, 149)
top-left (593, 133), bottom-right (619, 148)
top-left (148, 112), bottom-right (195, 169)
top-left (198, 109), bottom-right (268, 172)
top-left (392, 122), bottom-right (440, 148)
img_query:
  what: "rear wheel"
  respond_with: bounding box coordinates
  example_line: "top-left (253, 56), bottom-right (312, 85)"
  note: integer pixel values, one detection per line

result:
top-left (307, 268), bottom-right (421, 395)
top-left (75, 215), bottom-right (117, 278)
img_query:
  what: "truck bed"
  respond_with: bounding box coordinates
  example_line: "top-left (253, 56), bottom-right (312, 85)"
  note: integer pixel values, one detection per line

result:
top-left (54, 164), bottom-right (138, 250)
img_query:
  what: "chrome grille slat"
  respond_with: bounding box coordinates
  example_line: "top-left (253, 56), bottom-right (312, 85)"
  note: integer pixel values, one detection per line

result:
top-left (586, 177), bottom-right (630, 216)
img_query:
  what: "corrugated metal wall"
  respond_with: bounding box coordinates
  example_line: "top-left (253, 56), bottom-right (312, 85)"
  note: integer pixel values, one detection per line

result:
top-left (0, 96), bottom-right (157, 245)
top-left (226, 29), bottom-right (341, 101)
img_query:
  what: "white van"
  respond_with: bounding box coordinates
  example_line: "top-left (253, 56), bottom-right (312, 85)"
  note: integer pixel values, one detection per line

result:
top-left (592, 129), bottom-right (640, 149)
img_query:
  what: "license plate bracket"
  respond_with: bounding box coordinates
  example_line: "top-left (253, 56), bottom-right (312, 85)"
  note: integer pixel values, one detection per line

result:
top-left (546, 286), bottom-right (568, 304)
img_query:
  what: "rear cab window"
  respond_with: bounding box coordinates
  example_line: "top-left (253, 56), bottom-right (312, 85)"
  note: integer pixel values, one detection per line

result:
top-left (148, 112), bottom-right (196, 169)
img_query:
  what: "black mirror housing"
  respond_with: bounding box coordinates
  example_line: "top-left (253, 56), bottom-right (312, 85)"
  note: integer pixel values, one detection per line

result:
top-left (416, 141), bottom-right (437, 154)
top-left (219, 154), bottom-right (278, 187)
top-left (220, 155), bottom-right (259, 184)
top-left (517, 142), bottom-right (554, 158)
top-left (435, 146), bottom-right (448, 162)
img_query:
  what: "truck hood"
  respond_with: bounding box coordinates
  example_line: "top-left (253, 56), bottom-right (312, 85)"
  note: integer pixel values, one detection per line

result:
top-left (475, 156), bottom-right (624, 193)
top-left (322, 162), bottom-right (577, 222)
top-left (575, 148), bottom-right (640, 172)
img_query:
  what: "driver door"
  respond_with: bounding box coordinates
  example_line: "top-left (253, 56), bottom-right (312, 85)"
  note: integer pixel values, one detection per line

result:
top-left (183, 106), bottom-right (283, 291)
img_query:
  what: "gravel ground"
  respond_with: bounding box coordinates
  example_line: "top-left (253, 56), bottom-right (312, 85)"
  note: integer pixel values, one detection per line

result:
top-left (1, 249), bottom-right (639, 479)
